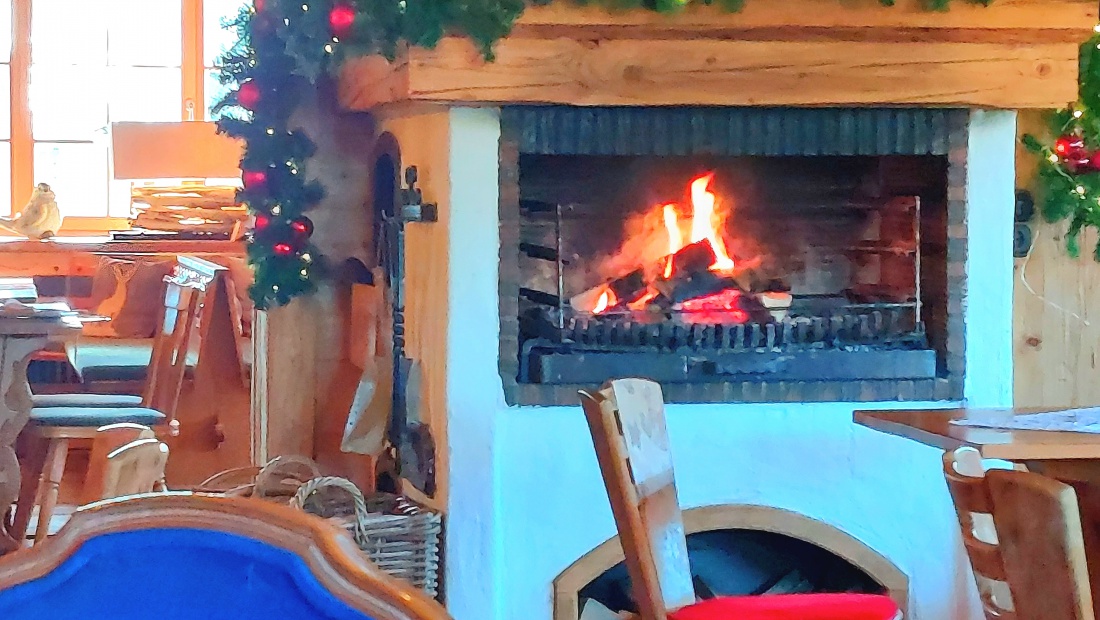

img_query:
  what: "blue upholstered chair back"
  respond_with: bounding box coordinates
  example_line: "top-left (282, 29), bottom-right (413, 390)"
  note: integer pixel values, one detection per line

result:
top-left (0, 493), bottom-right (449, 620)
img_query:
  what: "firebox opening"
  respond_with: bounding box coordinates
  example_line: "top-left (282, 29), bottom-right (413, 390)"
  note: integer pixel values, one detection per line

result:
top-left (515, 153), bottom-right (949, 388)
top-left (577, 529), bottom-right (888, 618)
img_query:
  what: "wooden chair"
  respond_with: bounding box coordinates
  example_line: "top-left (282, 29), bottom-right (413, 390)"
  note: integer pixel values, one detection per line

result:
top-left (579, 378), bottom-right (901, 620)
top-left (10, 265), bottom-right (206, 545)
top-left (0, 493), bottom-right (450, 620)
top-left (943, 447), bottom-right (1094, 620)
top-left (81, 423), bottom-right (168, 505)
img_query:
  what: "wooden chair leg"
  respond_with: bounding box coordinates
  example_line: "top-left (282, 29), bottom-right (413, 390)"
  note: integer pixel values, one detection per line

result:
top-left (33, 438), bottom-right (68, 544)
top-left (10, 434), bottom-right (48, 544)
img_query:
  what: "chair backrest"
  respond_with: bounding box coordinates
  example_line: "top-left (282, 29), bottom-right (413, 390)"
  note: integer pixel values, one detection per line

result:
top-left (943, 447), bottom-right (1094, 620)
top-left (96, 438), bottom-right (169, 501)
top-left (142, 262), bottom-right (207, 420)
top-left (82, 423), bottom-right (159, 504)
top-left (579, 378), bottom-right (694, 620)
top-left (0, 493), bottom-right (451, 620)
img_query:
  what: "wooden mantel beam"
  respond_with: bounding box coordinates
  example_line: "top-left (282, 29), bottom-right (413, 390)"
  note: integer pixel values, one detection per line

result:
top-left (338, 0), bottom-right (1096, 111)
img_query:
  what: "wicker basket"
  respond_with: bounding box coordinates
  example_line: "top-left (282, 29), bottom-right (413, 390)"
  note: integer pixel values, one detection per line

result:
top-left (290, 476), bottom-right (442, 597)
top-left (194, 456), bottom-right (321, 501)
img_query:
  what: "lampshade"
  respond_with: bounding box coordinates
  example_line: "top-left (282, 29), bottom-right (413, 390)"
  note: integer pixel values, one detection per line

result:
top-left (111, 121), bottom-right (243, 180)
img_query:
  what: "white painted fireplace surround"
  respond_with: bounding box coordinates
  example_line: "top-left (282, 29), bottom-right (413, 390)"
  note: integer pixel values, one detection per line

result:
top-left (426, 107), bottom-right (1014, 620)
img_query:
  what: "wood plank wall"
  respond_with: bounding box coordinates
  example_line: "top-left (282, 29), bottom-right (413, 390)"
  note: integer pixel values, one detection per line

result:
top-left (1014, 111), bottom-right (1100, 407)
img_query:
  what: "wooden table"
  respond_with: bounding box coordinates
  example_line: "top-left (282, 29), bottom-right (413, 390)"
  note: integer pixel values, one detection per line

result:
top-left (0, 315), bottom-right (80, 554)
top-left (855, 406), bottom-right (1100, 605)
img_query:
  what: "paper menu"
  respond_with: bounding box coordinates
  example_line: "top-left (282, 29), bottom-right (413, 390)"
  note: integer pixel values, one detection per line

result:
top-left (950, 408), bottom-right (1100, 434)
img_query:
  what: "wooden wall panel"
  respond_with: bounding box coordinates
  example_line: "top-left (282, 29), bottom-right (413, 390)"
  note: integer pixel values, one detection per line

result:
top-left (374, 108), bottom-right (451, 511)
top-left (1014, 111), bottom-right (1100, 408)
top-left (252, 87), bottom-right (376, 466)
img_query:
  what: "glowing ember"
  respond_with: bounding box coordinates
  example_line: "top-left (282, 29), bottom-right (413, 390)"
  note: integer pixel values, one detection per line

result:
top-left (679, 288), bottom-right (750, 324)
top-left (592, 289), bottom-right (616, 314)
top-left (628, 289), bottom-right (660, 311)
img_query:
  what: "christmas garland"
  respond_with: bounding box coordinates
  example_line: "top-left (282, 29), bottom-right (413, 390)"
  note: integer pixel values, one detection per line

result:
top-left (1022, 28), bottom-right (1100, 261)
top-left (215, 0), bottom-right (996, 308)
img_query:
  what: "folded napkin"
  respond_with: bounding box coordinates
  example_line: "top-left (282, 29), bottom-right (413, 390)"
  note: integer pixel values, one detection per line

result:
top-left (951, 408), bottom-right (1100, 434)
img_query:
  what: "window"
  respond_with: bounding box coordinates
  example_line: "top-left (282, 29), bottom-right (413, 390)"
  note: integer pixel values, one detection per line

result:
top-left (2, 0), bottom-right (248, 230)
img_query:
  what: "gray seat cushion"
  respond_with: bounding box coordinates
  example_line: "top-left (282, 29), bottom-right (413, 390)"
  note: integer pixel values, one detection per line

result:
top-left (31, 393), bottom-right (143, 408)
top-left (65, 337), bottom-right (198, 384)
top-left (29, 406), bottom-right (165, 428)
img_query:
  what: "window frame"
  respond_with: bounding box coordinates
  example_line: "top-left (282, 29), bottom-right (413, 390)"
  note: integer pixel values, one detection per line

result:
top-left (6, 0), bottom-right (209, 234)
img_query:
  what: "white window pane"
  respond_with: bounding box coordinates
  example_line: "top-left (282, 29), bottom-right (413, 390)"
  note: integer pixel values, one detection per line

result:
top-left (108, 67), bottom-right (179, 122)
top-left (0, 1), bottom-right (12, 64)
top-left (0, 66), bottom-right (10, 140)
top-left (109, 178), bottom-right (132, 218)
top-left (204, 0), bottom-right (249, 67)
top-left (0, 142), bottom-right (10, 216)
top-left (34, 142), bottom-right (108, 218)
top-left (204, 69), bottom-right (231, 120)
top-left (108, 0), bottom-right (181, 67)
top-left (32, 0), bottom-right (107, 65)
top-left (30, 66), bottom-right (108, 140)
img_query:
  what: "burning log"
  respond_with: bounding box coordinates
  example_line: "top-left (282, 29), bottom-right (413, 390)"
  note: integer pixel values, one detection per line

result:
top-left (664, 240), bottom-right (716, 279)
top-left (569, 268), bottom-right (647, 313)
top-left (655, 270), bottom-right (738, 305)
top-left (608, 268), bottom-right (646, 303)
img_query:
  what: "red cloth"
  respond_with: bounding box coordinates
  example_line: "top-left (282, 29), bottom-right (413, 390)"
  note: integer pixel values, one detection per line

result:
top-left (669, 594), bottom-right (899, 620)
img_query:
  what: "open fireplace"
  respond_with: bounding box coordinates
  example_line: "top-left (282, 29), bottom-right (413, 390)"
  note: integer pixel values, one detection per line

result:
top-left (500, 107), bottom-right (968, 405)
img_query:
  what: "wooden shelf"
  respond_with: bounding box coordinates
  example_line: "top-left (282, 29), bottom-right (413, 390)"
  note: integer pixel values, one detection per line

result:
top-left (338, 0), bottom-right (1096, 110)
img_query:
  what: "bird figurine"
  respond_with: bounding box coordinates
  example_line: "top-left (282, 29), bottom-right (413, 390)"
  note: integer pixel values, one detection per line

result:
top-left (0, 183), bottom-right (62, 239)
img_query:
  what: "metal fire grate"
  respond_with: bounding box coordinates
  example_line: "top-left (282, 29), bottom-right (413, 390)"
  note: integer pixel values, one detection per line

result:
top-left (516, 191), bottom-right (935, 386)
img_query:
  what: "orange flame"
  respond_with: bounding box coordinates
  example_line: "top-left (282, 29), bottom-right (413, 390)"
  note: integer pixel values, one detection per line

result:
top-left (657, 173), bottom-right (736, 279)
top-left (688, 173), bottom-right (735, 272)
top-left (592, 288), bottom-right (616, 314)
top-left (662, 204), bottom-right (681, 278)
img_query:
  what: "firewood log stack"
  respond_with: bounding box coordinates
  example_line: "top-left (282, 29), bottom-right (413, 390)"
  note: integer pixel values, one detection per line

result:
top-left (129, 184), bottom-right (248, 234)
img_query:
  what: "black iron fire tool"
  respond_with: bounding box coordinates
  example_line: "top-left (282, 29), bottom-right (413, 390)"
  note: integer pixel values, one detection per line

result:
top-left (380, 166), bottom-right (438, 497)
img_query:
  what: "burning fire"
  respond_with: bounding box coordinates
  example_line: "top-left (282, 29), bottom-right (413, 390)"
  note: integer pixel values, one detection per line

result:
top-left (586, 172), bottom-right (744, 317)
top-left (686, 173), bottom-right (736, 272)
top-left (592, 289), bottom-right (616, 314)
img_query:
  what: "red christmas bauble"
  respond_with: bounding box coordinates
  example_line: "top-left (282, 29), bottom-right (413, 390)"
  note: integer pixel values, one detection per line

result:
top-left (329, 3), bottom-right (356, 38)
top-left (273, 242), bottom-right (295, 256)
top-left (242, 170), bottom-right (268, 191)
top-left (254, 0), bottom-right (266, 12)
top-left (1056, 135), bottom-right (1086, 157)
top-left (237, 79), bottom-right (262, 110)
top-left (1067, 155), bottom-right (1093, 174)
top-left (290, 216), bottom-right (314, 238)
top-left (254, 213), bottom-right (272, 230)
